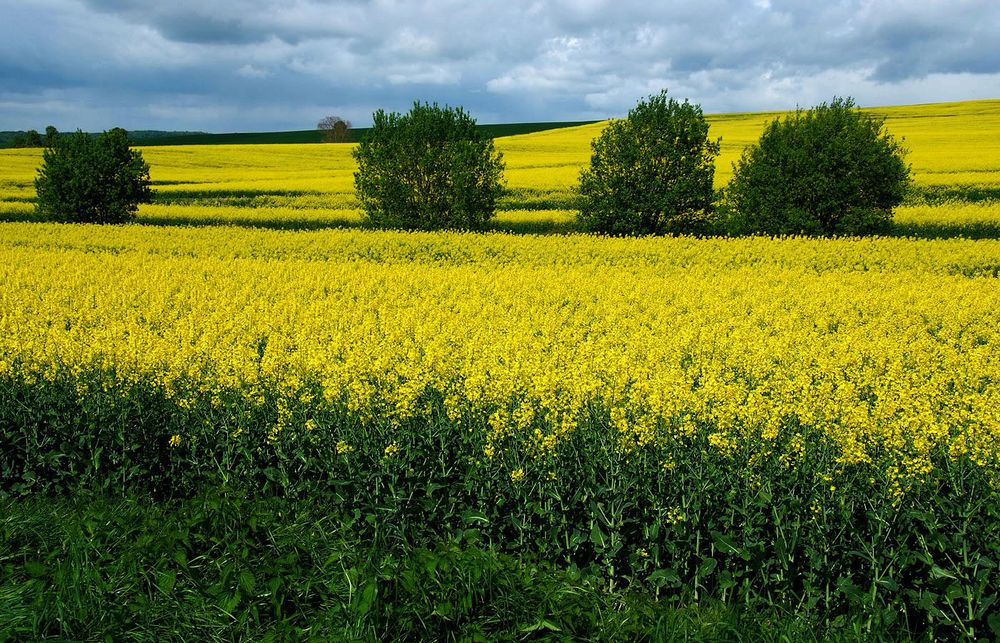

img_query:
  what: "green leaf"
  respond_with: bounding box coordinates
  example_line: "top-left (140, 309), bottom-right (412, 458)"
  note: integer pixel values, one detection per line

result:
top-left (988, 613), bottom-right (1000, 637)
top-left (356, 581), bottom-right (378, 616)
top-left (929, 565), bottom-right (957, 580)
top-left (945, 583), bottom-right (965, 601)
top-left (697, 557), bottom-right (717, 578)
top-left (239, 570), bottom-right (256, 593)
top-left (647, 568), bottom-right (680, 587)
top-left (521, 619), bottom-right (562, 633)
top-left (432, 602), bottom-right (453, 620)
top-left (462, 509), bottom-right (490, 525)
top-left (219, 592), bottom-right (241, 614)
top-left (916, 590), bottom-right (939, 611)
top-left (876, 577), bottom-right (899, 592)
top-left (23, 561), bottom-right (46, 579)
top-left (711, 531), bottom-right (745, 558)
top-left (837, 576), bottom-right (865, 602)
top-left (590, 523), bottom-right (606, 549)
top-left (157, 569), bottom-right (177, 595)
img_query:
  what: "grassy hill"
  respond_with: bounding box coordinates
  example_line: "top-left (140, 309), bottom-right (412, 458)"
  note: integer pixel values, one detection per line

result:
top-left (0, 130), bottom-right (208, 149)
top-left (1, 122), bottom-right (598, 148)
top-left (140, 121), bottom-right (599, 146)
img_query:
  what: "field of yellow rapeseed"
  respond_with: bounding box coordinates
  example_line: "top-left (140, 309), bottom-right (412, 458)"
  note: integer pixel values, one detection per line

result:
top-left (0, 101), bottom-right (999, 496)
top-left (2, 100), bottom-right (999, 636)
top-left (2, 222), bottom-right (999, 498)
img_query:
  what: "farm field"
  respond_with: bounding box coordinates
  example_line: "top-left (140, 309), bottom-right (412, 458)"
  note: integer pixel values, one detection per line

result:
top-left (1, 99), bottom-right (999, 233)
top-left (2, 99), bottom-right (1000, 639)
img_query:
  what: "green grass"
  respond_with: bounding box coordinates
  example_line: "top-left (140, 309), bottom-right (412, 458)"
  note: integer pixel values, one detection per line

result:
top-left (0, 491), bottom-right (889, 642)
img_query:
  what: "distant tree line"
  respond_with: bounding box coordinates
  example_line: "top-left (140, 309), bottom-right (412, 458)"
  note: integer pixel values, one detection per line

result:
top-left (5, 125), bottom-right (60, 148)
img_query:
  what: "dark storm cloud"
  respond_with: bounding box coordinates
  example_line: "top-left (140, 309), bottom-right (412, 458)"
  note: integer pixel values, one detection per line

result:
top-left (0, 0), bottom-right (997, 131)
top-left (83, 0), bottom-right (301, 44)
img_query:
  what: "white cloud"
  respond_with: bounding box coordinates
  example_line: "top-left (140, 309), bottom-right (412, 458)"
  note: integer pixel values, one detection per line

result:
top-left (236, 64), bottom-right (272, 79)
top-left (387, 65), bottom-right (461, 86)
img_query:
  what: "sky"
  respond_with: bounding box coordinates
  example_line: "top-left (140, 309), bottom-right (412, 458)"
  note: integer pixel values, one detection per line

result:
top-left (1, 0), bottom-right (998, 132)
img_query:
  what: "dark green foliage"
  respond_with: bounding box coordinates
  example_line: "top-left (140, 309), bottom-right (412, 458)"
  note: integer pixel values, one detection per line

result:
top-left (353, 102), bottom-right (506, 230)
top-left (906, 185), bottom-right (1000, 206)
top-left (11, 129), bottom-right (44, 148)
top-left (22, 129), bottom-right (43, 147)
top-left (724, 97), bottom-right (911, 236)
top-left (2, 371), bottom-right (999, 638)
top-left (578, 90), bottom-right (720, 235)
top-left (34, 128), bottom-right (152, 224)
top-left (0, 493), bottom-right (824, 641)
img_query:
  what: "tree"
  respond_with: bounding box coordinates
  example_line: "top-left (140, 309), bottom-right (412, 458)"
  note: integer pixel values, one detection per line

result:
top-left (723, 97), bottom-right (910, 236)
top-left (353, 102), bottom-right (506, 231)
top-left (45, 125), bottom-right (59, 147)
top-left (35, 128), bottom-right (153, 224)
top-left (577, 90), bottom-right (720, 236)
top-left (13, 129), bottom-right (43, 148)
top-left (318, 115), bottom-right (351, 142)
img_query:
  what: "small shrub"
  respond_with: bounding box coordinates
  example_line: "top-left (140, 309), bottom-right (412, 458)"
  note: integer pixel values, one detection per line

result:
top-left (723, 97), bottom-right (910, 236)
top-left (35, 128), bottom-right (152, 224)
top-left (353, 102), bottom-right (505, 230)
top-left (577, 90), bottom-right (720, 235)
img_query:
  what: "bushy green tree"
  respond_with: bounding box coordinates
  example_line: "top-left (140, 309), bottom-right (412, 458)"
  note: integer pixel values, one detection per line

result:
top-left (35, 128), bottom-right (152, 224)
top-left (13, 129), bottom-right (43, 148)
top-left (25, 129), bottom-right (43, 147)
top-left (353, 102), bottom-right (505, 230)
top-left (577, 90), bottom-right (720, 235)
top-left (724, 97), bottom-right (910, 236)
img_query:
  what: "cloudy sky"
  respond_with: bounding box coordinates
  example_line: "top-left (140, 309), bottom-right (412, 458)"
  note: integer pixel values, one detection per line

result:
top-left (1, 0), bottom-right (998, 132)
